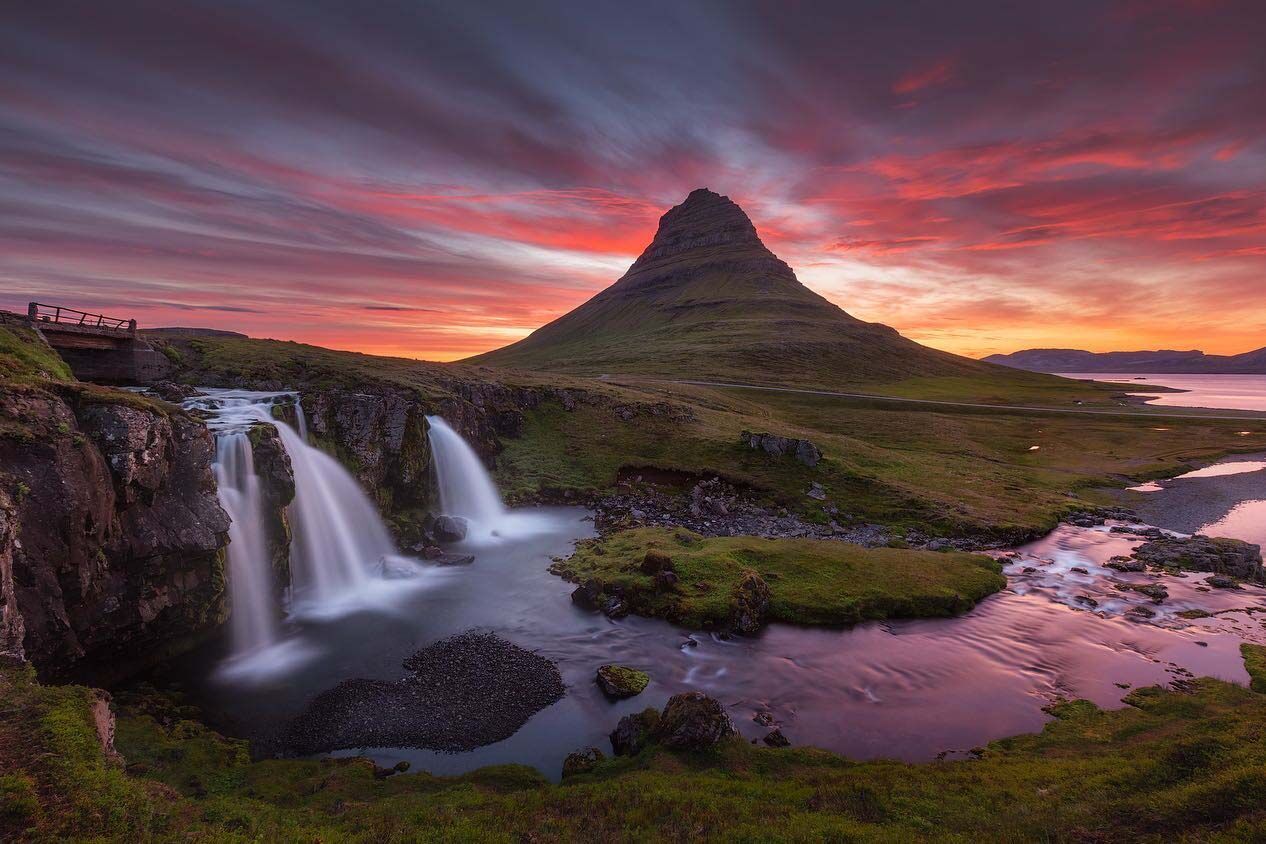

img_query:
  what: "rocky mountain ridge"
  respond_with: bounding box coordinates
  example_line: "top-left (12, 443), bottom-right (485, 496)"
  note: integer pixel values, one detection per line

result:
top-left (985, 346), bottom-right (1266, 373)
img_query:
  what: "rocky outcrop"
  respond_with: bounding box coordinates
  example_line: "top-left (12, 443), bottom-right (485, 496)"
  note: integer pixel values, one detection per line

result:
top-left (246, 424), bottom-right (295, 583)
top-left (562, 747), bottom-right (605, 778)
top-left (610, 707), bottom-right (661, 756)
top-left (304, 390), bottom-right (433, 523)
top-left (729, 571), bottom-right (771, 635)
top-left (740, 431), bottom-right (822, 467)
top-left (0, 489), bottom-right (24, 662)
top-left (0, 386), bottom-right (229, 681)
top-left (1132, 536), bottom-right (1264, 583)
top-left (654, 692), bottom-right (736, 750)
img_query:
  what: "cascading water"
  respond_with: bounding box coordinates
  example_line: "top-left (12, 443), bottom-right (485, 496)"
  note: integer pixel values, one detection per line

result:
top-left (189, 389), bottom-right (427, 678)
top-left (213, 432), bottom-right (280, 656)
top-left (427, 416), bottom-right (506, 526)
top-left (426, 415), bottom-right (553, 544)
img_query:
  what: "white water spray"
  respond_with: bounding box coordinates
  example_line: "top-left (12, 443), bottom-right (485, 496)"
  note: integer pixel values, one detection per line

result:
top-left (427, 416), bottom-right (506, 526)
top-left (426, 415), bottom-right (554, 544)
top-left (213, 432), bottom-right (280, 655)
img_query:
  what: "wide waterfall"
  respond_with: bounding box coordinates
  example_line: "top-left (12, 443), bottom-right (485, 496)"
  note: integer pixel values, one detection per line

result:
top-left (191, 389), bottom-right (426, 678)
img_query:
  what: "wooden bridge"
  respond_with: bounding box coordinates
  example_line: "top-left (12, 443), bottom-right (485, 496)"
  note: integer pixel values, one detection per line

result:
top-left (25, 302), bottom-right (171, 384)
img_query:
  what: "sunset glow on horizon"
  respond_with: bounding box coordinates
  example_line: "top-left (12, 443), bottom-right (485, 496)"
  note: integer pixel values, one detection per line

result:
top-left (3, 1), bottom-right (1264, 362)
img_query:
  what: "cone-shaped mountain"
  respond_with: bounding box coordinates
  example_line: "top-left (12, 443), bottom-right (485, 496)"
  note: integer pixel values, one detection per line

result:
top-left (466, 188), bottom-right (992, 387)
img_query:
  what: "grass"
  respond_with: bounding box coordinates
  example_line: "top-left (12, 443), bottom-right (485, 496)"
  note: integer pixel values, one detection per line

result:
top-left (551, 527), bottom-right (1007, 629)
top-left (0, 326), bottom-right (74, 386)
top-left (159, 336), bottom-right (1263, 540)
top-left (7, 652), bottom-right (1266, 841)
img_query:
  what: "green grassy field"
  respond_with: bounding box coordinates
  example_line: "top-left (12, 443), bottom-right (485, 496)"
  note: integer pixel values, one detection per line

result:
top-left (5, 649), bottom-right (1266, 842)
top-left (552, 527), bottom-right (1005, 628)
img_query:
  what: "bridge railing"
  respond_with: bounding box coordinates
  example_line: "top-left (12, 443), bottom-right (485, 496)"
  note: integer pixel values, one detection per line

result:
top-left (28, 302), bottom-right (136, 335)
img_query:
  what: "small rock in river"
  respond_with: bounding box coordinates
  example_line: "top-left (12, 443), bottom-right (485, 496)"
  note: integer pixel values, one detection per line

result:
top-left (596, 664), bottom-right (650, 699)
top-left (763, 728), bottom-right (791, 748)
top-left (562, 747), bottom-right (605, 778)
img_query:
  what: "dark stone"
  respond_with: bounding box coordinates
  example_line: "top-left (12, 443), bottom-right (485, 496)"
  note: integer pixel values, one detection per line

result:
top-left (1127, 605), bottom-right (1157, 619)
top-left (1070, 567), bottom-right (1089, 574)
top-left (1075, 595), bottom-right (1099, 608)
top-left (596, 664), bottom-right (649, 699)
top-left (430, 552), bottom-right (475, 566)
top-left (287, 631), bottom-right (564, 754)
top-left (740, 431), bottom-right (822, 467)
top-left (763, 728), bottom-right (790, 747)
top-left (1134, 583), bottom-right (1169, 604)
top-left (433, 515), bottom-right (468, 543)
top-left (610, 708), bottom-right (661, 756)
top-left (654, 692), bottom-right (736, 750)
top-left (1133, 536), bottom-right (1264, 583)
top-left (730, 571), bottom-right (771, 635)
top-left (149, 381), bottom-right (200, 402)
top-left (1206, 574), bottom-right (1241, 589)
top-left (654, 569), bottom-right (679, 591)
top-left (570, 581), bottom-right (602, 611)
top-left (640, 549), bottom-right (673, 575)
top-left (1106, 556), bottom-right (1146, 573)
top-left (601, 596), bottom-right (629, 619)
top-left (562, 747), bottom-right (605, 778)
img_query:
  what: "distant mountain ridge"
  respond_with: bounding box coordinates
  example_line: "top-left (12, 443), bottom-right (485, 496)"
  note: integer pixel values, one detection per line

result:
top-left (984, 347), bottom-right (1266, 374)
top-left (466, 188), bottom-right (1013, 388)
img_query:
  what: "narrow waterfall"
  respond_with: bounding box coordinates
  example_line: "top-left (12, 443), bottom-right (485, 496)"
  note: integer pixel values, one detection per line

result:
top-left (213, 432), bottom-right (280, 655)
top-left (426, 415), bottom-right (507, 528)
top-left (295, 399), bottom-right (309, 442)
top-left (271, 420), bottom-right (394, 603)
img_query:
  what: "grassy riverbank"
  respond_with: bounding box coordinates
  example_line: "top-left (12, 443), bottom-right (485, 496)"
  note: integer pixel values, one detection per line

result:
top-left (551, 527), bottom-right (1006, 628)
top-left (5, 649), bottom-right (1266, 841)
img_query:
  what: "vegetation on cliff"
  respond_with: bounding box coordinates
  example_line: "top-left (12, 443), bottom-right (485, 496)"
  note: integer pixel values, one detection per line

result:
top-left (552, 527), bottom-right (1006, 629)
top-left (5, 651), bottom-right (1266, 841)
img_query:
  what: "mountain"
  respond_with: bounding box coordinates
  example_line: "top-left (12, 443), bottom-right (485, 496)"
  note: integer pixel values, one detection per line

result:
top-left (984, 347), bottom-right (1266, 374)
top-left (466, 189), bottom-right (998, 387)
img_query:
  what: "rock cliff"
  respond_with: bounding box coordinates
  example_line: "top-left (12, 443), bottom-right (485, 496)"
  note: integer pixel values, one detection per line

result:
top-left (0, 378), bottom-right (229, 681)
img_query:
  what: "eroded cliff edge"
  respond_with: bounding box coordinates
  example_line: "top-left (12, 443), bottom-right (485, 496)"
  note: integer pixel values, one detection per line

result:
top-left (1, 326), bottom-right (232, 682)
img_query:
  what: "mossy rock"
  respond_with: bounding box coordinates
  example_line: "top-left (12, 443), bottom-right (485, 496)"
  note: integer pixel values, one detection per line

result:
top-left (596, 665), bottom-right (650, 699)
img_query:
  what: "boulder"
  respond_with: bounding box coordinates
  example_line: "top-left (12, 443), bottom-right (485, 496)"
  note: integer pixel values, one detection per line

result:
top-left (1206, 574), bottom-right (1241, 589)
top-left (434, 515), bottom-right (469, 542)
top-left (640, 549), bottom-right (673, 575)
top-left (730, 570), bottom-right (771, 635)
top-left (653, 692), bottom-right (736, 750)
top-left (654, 569), bottom-right (679, 591)
top-left (1106, 556), bottom-right (1146, 572)
top-left (740, 431), bottom-right (822, 468)
top-left (610, 708), bottom-right (661, 756)
top-left (570, 580), bottom-right (602, 611)
top-left (149, 381), bottom-right (200, 402)
top-left (1132, 536), bottom-right (1264, 583)
top-left (562, 747), bottom-right (605, 778)
top-left (601, 596), bottom-right (630, 619)
top-left (1133, 583), bottom-right (1169, 604)
top-left (596, 664), bottom-right (650, 699)
top-left (763, 728), bottom-right (790, 748)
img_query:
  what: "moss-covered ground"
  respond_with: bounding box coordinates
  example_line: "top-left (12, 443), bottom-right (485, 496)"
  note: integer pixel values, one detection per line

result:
top-left (552, 527), bottom-right (1006, 628)
top-left (5, 649), bottom-right (1266, 842)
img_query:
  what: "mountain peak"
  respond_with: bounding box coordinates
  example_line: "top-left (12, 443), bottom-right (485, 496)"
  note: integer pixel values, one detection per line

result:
top-left (635, 188), bottom-right (763, 265)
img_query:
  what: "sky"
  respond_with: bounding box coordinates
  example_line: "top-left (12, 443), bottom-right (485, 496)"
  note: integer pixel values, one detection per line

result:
top-left (2, 0), bottom-right (1264, 361)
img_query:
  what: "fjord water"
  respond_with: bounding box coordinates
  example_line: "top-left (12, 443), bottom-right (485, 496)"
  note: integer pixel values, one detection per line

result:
top-left (178, 410), bottom-right (1266, 777)
top-left (1058, 372), bottom-right (1266, 411)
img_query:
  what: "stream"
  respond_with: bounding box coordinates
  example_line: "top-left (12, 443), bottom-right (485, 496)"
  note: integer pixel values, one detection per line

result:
top-left (164, 391), bottom-right (1266, 780)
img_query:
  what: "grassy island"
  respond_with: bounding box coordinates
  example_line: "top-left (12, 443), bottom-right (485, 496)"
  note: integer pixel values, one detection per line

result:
top-left (551, 527), bottom-right (1007, 629)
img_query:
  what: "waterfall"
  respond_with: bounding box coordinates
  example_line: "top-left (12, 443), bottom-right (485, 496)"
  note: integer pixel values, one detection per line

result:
top-left (427, 415), bottom-right (506, 527)
top-left (213, 432), bottom-right (280, 655)
top-left (192, 389), bottom-right (406, 670)
top-left (271, 420), bottom-right (394, 604)
top-left (295, 399), bottom-right (309, 442)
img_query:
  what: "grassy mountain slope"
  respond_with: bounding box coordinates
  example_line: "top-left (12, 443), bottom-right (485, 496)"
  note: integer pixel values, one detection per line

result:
top-left (467, 189), bottom-right (1054, 390)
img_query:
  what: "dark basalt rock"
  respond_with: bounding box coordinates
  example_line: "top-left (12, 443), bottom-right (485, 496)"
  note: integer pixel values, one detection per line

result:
top-left (730, 571), bottom-right (771, 635)
top-left (1106, 556), bottom-right (1146, 573)
top-left (1132, 536), bottom-right (1264, 583)
top-left (433, 515), bottom-right (469, 543)
top-left (1, 388), bottom-right (230, 681)
top-left (610, 708), bottom-right (661, 756)
top-left (148, 381), bottom-right (201, 402)
top-left (763, 728), bottom-right (791, 747)
top-left (596, 664), bottom-right (649, 699)
top-left (562, 747), bottom-right (605, 778)
top-left (741, 431), bottom-right (822, 467)
top-left (570, 580), bottom-right (602, 611)
top-left (1133, 583), bottom-right (1170, 604)
top-left (1206, 574), bottom-right (1241, 589)
top-left (654, 692), bottom-right (736, 750)
top-left (287, 631), bottom-right (564, 754)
